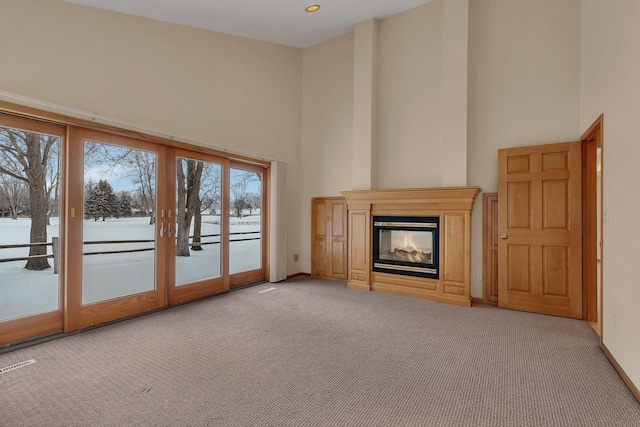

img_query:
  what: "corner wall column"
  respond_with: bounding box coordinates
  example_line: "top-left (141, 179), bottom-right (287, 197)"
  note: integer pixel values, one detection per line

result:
top-left (441, 0), bottom-right (469, 186)
top-left (352, 18), bottom-right (379, 190)
top-left (269, 161), bottom-right (287, 282)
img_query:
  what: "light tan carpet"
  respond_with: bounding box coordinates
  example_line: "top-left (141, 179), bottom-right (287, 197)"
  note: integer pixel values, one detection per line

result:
top-left (1, 277), bottom-right (639, 426)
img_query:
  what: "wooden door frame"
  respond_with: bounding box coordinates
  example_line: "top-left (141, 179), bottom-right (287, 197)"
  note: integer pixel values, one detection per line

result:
top-left (581, 114), bottom-right (604, 334)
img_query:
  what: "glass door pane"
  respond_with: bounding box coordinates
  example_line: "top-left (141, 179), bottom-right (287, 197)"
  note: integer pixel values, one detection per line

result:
top-left (0, 124), bottom-right (62, 321)
top-left (175, 157), bottom-right (223, 286)
top-left (229, 166), bottom-right (263, 275)
top-left (82, 141), bottom-right (157, 304)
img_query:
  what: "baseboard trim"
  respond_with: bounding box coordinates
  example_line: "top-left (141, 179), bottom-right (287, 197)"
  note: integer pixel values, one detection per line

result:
top-left (286, 272), bottom-right (311, 280)
top-left (471, 297), bottom-right (483, 305)
top-left (601, 342), bottom-right (640, 404)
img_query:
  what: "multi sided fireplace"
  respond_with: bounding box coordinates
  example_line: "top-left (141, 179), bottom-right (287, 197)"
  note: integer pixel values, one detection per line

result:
top-left (372, 216), bottom-right (440, 280)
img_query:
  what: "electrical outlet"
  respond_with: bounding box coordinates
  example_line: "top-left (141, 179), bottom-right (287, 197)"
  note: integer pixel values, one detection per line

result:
top-left (476, 271), bottom-right (482, 281)
top-left (293, 254), bottom-right (299, 262)
top-left (613, 313), bottom-right (618, 328)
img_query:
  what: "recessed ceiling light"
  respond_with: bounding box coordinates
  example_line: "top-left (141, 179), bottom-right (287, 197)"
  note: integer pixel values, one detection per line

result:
top-left (305, 5), bottom-right (320, 12)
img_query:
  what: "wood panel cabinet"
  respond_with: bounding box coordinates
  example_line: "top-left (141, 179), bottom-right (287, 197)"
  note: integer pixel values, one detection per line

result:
top-left (311, 197), bottom-right (347, 280)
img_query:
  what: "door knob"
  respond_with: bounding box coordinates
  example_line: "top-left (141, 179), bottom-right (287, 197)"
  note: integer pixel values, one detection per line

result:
top-left (500, 234), bottom-right (508, 239)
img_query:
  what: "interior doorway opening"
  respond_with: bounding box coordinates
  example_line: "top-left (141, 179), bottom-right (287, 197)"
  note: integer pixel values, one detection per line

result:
top-left (581, 114), bottom-right (604, 336)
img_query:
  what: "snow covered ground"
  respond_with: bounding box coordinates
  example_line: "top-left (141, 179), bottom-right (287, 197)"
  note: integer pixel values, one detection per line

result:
top-left (0, 214), bottom-right (261, 321)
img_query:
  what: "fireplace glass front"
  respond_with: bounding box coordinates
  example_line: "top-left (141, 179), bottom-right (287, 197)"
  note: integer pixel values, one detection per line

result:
top-left (373, 216), bottom-right (439, 279)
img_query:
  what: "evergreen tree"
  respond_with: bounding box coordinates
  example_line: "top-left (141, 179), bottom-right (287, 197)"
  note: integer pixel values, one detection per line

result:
top-left (117, 191), bottom-right (133, 218)
top-left (84, 179), bottom-right (118, 221)
top-left (84, 180), bottom-right (98, 220)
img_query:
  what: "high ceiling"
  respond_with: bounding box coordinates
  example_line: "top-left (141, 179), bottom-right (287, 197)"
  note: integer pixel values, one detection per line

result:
top-left (66, 0), bottom-right (433, 48)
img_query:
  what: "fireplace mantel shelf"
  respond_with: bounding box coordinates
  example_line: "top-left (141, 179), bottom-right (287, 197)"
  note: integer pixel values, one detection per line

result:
top-left (340, 186), bottom-right (481, 307)
top-left (342, 187), bottom-right (480, 205)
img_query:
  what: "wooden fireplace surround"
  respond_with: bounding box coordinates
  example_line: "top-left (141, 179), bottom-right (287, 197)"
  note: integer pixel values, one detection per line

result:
top-left (341, 187), bottom-right (480, 307)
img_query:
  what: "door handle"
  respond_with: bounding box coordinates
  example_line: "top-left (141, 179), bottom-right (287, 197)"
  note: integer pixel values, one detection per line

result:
top-left (500, 234), bottom-right (508, 239)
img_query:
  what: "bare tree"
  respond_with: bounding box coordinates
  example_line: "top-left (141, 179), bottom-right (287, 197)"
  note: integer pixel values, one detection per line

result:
top-left (176, 159), bottom-right (203, 257)
top-left (229, 169), bottom-right (261, 218)
top-left (191, 197), bottom-right (204, 251)
top-left (230, 182), bottom-right (249, 218)
top-left (0, 128), bottom-right (59, 270)
top-left (130, 150), bottom-right (156, 225)
top-left (247, 192), bottom-right (262, 216)
top-left (191, 164), bottom-right (221, 251)
top-left (0, 175), bottom-right (28, 220)
top-left (84, 142), bottom-right (156, 224)
top-left (45, 141), bottom-right (60, 222)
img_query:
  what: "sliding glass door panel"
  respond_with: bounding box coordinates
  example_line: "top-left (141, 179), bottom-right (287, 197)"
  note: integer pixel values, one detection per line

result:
top-left (167, 149), bottom-right (228, 305)
top-left (229, 167), bottom-right (263, 276)
top-left (175, 157), bottom-right (223, 286)
top-left (66, 128), bottom-right (166, 331)
top-left (82, 140), bottom-right (157, 304)
top-left (0, 113), bottom-right (65, 346)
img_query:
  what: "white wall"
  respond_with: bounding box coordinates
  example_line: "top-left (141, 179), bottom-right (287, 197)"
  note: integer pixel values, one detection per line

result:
top-left (0, 0), bottom-right (303, 276)
top-left (467, 0), bottom-right (582, 297)
top-left (300, 32), bottom-right (355, 273)
top-left (376, 1), bottom-right (445, 188)
top-left (352, 19), bottom-right (378, 191)
top-left (581, 0), bottom-right (640, 391)
top-left (1, 1), bottom-right (302, 161)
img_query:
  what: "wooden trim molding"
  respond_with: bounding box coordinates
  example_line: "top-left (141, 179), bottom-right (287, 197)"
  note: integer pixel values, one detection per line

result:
top-left (341, 187), bottom-right (480, 211)
top-left (601, 342), bottom-right (640, 404)
top-left (0, 311), bottom-right (63, 348)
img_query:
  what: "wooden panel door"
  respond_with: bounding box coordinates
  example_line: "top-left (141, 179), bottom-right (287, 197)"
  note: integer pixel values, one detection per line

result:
top-left (311, 197), bottom-right (347, 280)
top-left (498, 142), bottom-right (582, 319)
top-left (483, 193), bottom-right (499, 304)
top-left (312, 199), bottom-right (329, 277)
top-left (329, 200), bottom-right (348, 279)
